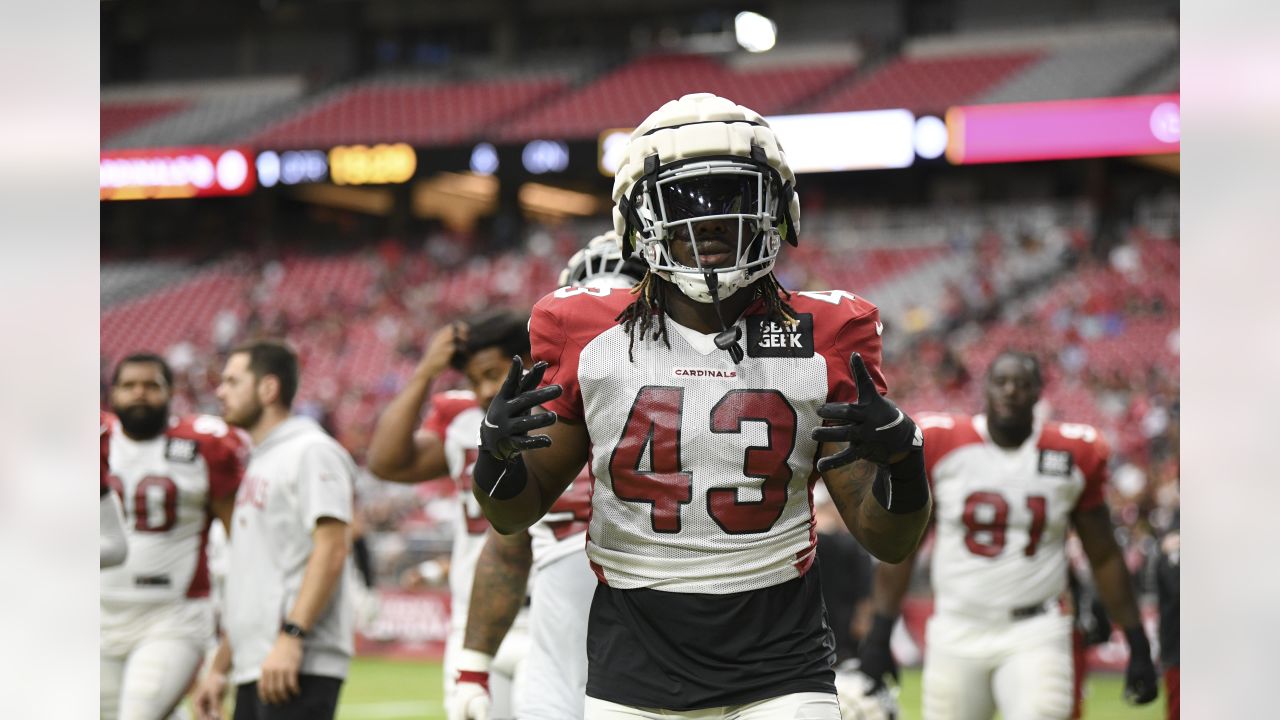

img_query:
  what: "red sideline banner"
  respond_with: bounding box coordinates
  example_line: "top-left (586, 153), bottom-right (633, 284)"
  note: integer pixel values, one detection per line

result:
top-left (100, 146), bottom-right (257, 200)
top-left (356, 588), bottom-right (451, 660)
top-left (901, 597), bottom-right (1162, 673)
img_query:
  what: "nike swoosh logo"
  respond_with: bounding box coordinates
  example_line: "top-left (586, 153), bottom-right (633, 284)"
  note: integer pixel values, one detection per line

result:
top-left (875, 409), bottom-right (905, 432)
top-left (482, 418), bottom-right (499, 429)
top-left (875, 322), bottom-right (884, 336)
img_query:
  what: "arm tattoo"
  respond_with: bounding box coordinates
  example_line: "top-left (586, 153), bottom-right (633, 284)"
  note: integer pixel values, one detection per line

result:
top-left (463, 533), bottom-right (532, 654)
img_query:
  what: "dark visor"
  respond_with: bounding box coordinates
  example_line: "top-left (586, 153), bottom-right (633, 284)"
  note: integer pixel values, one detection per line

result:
top-left (659, 174), bottom-right (760, 223)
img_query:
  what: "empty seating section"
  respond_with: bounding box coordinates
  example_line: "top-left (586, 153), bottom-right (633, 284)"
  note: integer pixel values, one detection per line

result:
top-left (808, 52), bottom-right (1040, 113)
top-left (248, 77), bottom-right (569, 148)
top-left (977, 34), bottom-right (1176, 103)
top-left (105, 93), bottom-right (302, 150)
top-left (500, 54), bottom-right (854, 141)
top-left (101, 100), bottom-right (191, 143)
top-left (100, 268), bottom-right (251, 361)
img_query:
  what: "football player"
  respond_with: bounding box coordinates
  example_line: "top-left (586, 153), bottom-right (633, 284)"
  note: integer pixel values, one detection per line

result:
top-left (471, 93), bottom-right (932, 718)
top-left (449, 231), bottom-right (645, 720)
top-left (101, 353), bottom-right (248, 720)
top-left (101, 411), bottom-right (128, 568)
top-left (854, 351), bottom-right (1159, 720)
top-left (368, 311), bottom-right (539, 719)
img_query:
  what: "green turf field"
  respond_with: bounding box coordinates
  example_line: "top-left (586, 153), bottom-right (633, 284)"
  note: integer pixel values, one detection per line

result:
top-left (330, 658), bottom-right (1165, 720)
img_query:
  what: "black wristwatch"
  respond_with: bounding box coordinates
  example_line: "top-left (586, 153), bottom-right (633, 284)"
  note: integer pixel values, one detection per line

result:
top-left (280, 620), bottom-right (307, 639)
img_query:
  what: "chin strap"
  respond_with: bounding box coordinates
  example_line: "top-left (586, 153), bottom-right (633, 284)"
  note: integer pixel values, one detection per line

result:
top-left (704, 272), bottom-right (744, 364)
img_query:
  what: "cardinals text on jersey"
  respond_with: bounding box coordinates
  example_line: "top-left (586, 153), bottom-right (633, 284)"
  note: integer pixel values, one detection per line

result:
top-left (530, 287), bottom-right (887, 595)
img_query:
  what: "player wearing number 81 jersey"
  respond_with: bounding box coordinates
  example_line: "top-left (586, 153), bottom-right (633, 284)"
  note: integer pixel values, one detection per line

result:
top-left (856, 352), bottom-right (1158, 720)
top-left (101, 353), bottom-right (247, 720)
top-left (471, 94), bottom-right (932, 718)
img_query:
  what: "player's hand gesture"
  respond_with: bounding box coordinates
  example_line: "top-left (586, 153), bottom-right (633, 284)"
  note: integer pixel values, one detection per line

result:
top-left (192, 670), bottom-right (228, 720)
top-left (813, 353), bottom-right (922, 471)
top-left (1123, 627), bottom-right (1159, 705)
top-left (479, 356), bottom-right (563, 462)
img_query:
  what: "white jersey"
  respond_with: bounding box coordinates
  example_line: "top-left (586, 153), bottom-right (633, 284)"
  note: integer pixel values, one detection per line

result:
top-left (420, 390), bottom-right (492, 630)
top-left (528, 469), bottom-right (592, 571)
top-left (101, 413), bottom-right (247, 604)
top-left (530, 287), bottom-right (887, 595)
top-left (921, 413), bottom-right (1109, 618)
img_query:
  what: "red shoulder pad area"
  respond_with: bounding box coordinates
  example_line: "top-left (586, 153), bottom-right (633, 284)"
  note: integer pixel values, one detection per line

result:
top-left (792, 290), bottom-right (887, 403)
top-left (917, 413), bottom-right (983, 480)
top-left (169, 415), bottom-right (249, 500)
top-left (530, 287), bottom-right (631, 422)
top-left (1039, 421), bottom-right (1110, 511)
top-left (420, 391), bottom-right (479, 436)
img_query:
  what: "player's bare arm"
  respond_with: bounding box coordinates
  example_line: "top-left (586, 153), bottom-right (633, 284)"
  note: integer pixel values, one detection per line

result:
top-left (821, 458), bottom-right (929, 563)
top-left (258, 517), bottom-right (349, 705)
top-left (463, 529), bottom-right (533, 654)
top-left (1072, 503), bottom-right (1159, 704)
top-left (471, 357), bottom-right (589, 534)
top-left (211, 493), bottom-right (235, 535)
top-left (368, 323), bottom-right (464, 483)
top-left (813, 353), bottom-right (931, 563)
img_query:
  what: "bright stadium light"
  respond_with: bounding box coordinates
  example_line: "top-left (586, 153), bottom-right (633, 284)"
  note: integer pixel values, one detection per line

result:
top-left (470, 142), bottom-right (500, 175)
top-left (734, 12), bottom-right (776, 53)
top-left (914, 115), bottom-right (948, 160)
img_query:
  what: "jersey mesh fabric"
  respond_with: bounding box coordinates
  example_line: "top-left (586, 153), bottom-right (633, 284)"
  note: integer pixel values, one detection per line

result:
top-left (530, 288), bottom-right (885, 595)
top-left (101, 415), bottom-right (246, 603)
top-left (922, 413), bottom-right (1109, 618)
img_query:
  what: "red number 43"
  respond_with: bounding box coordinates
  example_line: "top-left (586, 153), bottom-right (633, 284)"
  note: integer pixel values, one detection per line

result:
top-left (609, 386), bottom-right (797, 535)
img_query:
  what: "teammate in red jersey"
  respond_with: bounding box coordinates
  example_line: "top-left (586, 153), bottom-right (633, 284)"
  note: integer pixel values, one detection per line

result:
top-left (854, 351), bottom-right (1158, 719)
top-left (101, 353), bottom-right (248, 720)
top-left (449, 231), bottom-right (646, 720)
top-left (470, 93), bottom-right (931, 718)
top-left (368, 311), bottom-right (538, 719)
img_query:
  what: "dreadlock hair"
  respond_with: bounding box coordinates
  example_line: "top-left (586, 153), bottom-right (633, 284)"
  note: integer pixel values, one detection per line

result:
top-left (614, 271), bottom-right (798, 362)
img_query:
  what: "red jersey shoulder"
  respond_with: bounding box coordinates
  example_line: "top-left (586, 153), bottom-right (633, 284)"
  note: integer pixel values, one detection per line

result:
top-left (792, 290), bottom-right (888, 399)
top-left (168, 415), bottom-right (249, 495)
top-left (531, 287), bottom-right (631, 351)
top-left (917, 413), bottom-right (983, 476)
top-left (1038, 421), bottom-right (1109, 473)
top-left (421, 390), bottom-right (479, 435)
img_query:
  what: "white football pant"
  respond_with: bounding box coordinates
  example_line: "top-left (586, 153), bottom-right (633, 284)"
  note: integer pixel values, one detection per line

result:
top-left (101, 599), bottom-right (212, 720)
top-left (522, 551), bottom-right (596, 720)
top-left (922, 610), bottom-right (1074, 720)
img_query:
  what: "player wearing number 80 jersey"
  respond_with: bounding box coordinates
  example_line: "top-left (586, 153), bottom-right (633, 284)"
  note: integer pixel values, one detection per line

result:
top-left (101, 354), bottom-right (247, 720)
top-left (471, 94), bottom-right (931, 718)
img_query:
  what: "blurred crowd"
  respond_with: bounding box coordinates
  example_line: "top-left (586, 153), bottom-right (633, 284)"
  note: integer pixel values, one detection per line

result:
top-left (101, 210), bottom-right (1179, 595)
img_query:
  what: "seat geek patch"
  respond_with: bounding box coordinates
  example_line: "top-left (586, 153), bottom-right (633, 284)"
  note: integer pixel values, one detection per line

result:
top-left (746, 313), bottom-right (814, 358)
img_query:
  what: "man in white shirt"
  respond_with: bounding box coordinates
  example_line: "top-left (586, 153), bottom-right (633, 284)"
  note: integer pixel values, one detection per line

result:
top-left (192, 340), bottom-right (357, 720)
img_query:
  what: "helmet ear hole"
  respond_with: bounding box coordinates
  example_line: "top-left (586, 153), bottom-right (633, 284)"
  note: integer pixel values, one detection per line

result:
top-left (779, 181), bottom-right (798, 247)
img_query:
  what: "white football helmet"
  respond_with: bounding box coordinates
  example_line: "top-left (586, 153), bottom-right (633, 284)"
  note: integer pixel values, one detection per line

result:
top-left (612, 92), bottom-right (800, 303)
top-left (558, 230), bottom-right (646, 289)
top-left (834, 662), bottom-right (900, 720)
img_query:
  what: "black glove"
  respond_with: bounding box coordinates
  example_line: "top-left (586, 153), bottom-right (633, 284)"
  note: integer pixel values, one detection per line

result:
top-left (478, 356), bottom-right (563, 462)
top-left (857, 612), bottom-right (899, 691)
top-left (813, 353), bottom-right (922, 471)
top-left (1122, 625), bottom-right (1159, 705)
